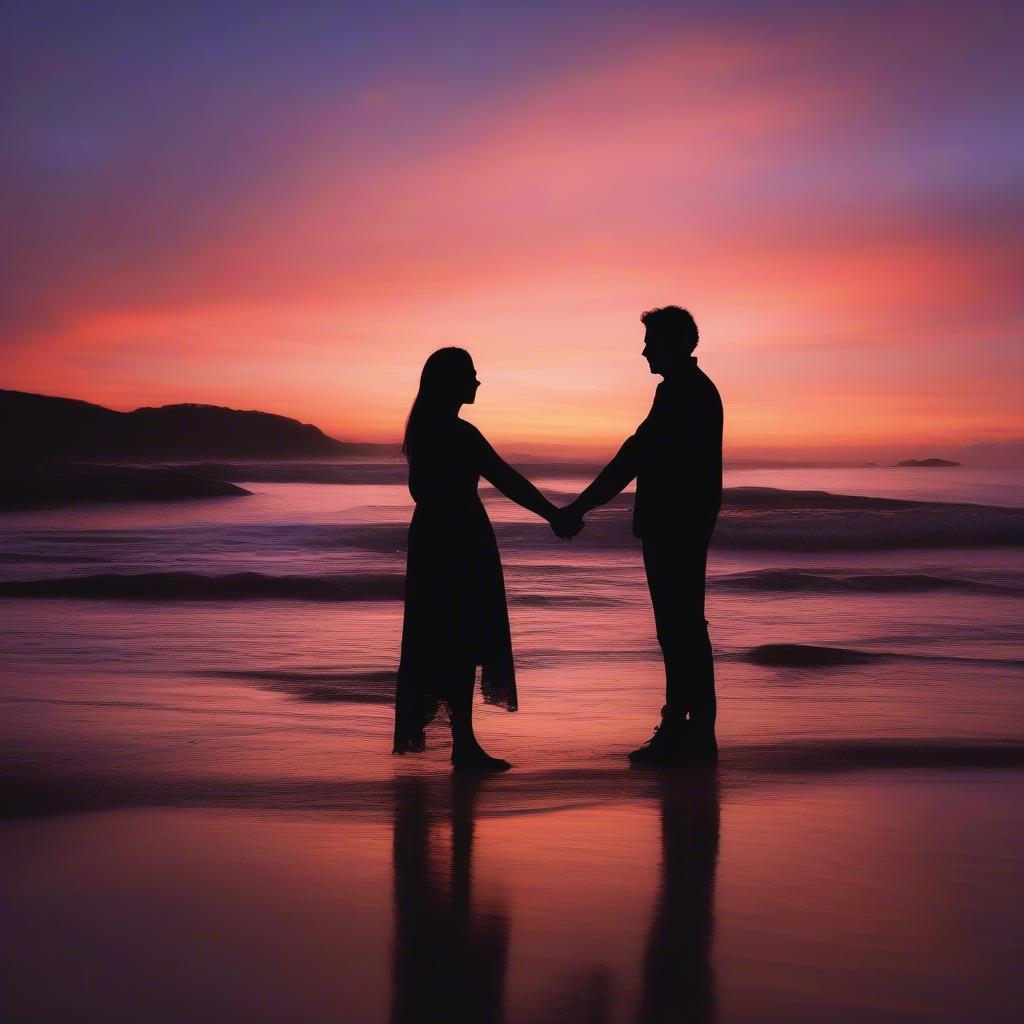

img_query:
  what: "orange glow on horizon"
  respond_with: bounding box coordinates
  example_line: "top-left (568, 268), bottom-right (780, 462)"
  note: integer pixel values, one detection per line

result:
top-left (2, 18), bottom-right (1021, 459)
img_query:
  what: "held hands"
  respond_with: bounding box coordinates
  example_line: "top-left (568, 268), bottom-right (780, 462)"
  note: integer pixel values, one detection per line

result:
top-left (549, 505), bottom-right (585, 541)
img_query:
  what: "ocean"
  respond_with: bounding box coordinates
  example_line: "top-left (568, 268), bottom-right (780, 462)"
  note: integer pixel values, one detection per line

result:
top-left (2, 463), bottom-right (1023, 1023)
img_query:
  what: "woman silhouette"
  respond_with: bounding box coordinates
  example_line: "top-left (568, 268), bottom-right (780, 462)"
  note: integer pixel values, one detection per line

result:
top-left (393, 348), bottom-right (564, 770)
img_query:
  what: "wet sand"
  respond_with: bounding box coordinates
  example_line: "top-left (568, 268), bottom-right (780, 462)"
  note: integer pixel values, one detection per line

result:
top-left (3, 754), bottom-right (1023, 1024)
top-left (3, 672), bottom-right (1024, 1024)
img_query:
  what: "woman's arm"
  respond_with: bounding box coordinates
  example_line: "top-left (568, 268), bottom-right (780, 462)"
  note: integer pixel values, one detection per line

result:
top-left (472, 427), bottom-right (558, 522)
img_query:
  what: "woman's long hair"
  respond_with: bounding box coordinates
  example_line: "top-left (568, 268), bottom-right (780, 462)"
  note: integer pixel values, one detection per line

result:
top-left (402, 347), bottom-right (473, 459)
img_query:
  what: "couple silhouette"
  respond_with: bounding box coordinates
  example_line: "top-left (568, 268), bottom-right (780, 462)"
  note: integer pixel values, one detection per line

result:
top-left (392, 306), bottom-right (723, 771)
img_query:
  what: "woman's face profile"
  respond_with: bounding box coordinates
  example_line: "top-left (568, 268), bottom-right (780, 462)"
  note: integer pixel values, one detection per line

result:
top-left (462, 363), bottom-right (481, 404)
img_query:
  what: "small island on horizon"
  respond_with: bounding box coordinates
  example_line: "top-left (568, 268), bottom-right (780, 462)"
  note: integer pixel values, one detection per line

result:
top-left (897, 458), bottom-right (961, 468)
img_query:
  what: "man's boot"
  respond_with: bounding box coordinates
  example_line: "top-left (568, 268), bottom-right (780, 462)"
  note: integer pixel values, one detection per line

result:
top-left (628, 712), bottom-right (718, 764)
top-left (627, 711), bottom-right (691, 764)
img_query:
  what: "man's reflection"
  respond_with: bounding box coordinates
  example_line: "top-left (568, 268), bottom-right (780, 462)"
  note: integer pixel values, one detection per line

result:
top-left (390, 775), bottom-right (509, 1024)
top-left (638, 767), bottom-right (720, 1024)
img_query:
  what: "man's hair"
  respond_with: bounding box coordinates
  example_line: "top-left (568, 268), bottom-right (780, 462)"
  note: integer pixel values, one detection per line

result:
top-left (640, 306), bottom-right (699, 353)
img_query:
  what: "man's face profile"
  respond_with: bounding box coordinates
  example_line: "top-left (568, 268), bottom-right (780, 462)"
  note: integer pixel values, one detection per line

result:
top-left (642, 329), bottom-right (670, 375)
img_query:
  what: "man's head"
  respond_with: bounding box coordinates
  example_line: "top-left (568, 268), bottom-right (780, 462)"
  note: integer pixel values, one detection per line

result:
top-left (640, 306), bottom-right (698, 377)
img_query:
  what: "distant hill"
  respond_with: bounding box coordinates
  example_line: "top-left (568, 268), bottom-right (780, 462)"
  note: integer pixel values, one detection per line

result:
top-left (1, 389), bottom-right (395, 460)
top-left (897, 458), bottom-right (961, 468)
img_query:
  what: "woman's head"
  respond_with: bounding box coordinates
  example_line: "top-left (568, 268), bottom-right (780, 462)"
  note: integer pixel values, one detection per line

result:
top-left (403, 347), bottom-right (480, 457)
top-left (417, 347), bottom-right (479, 406)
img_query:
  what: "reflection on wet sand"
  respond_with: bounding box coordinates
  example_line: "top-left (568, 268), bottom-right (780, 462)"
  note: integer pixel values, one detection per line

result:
top-left (2, 765), bottom-right (1021, 1022)
top-left (639, 768), bottom-right (720, 1024)
top-left (391, 776), bottom-right (510, 1024)
top-left (389, 769), bottom-right (720, 1024)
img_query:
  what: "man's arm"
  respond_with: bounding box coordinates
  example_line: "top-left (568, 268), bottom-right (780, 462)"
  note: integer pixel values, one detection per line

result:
top-left (563, 435), bottom-right (640, 519)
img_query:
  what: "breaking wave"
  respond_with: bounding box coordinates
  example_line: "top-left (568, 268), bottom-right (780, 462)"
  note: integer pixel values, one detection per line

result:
top-left (498, 488), bottom-right (1024, 551)
top-left (0, 571), bottom-right (406, 601)
top-left (0, 571), bottom-right (623, 604)
top-left (712, 489), bottom-right (1023, 550)
top-left (713, 568), bottom-right (1024, 595)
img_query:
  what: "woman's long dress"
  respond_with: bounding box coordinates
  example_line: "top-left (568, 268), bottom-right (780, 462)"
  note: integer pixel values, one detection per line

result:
top-left (393, 419), bottom-right (518, 753)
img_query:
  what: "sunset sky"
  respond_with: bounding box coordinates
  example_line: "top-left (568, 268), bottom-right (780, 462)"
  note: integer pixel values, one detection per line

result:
top-left (2, 0), bottom-right (1021, 458)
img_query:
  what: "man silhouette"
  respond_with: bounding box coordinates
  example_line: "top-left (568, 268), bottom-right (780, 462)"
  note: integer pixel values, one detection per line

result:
top-left (559, 306), bottom-right (722, 762)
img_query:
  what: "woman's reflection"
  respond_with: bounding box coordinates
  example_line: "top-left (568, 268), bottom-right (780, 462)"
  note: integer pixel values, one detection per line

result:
top-left (391, 775), bottom-right (509, 1024)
